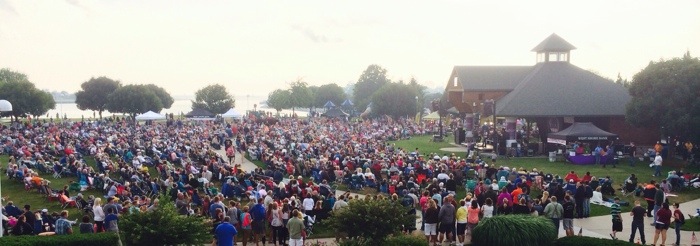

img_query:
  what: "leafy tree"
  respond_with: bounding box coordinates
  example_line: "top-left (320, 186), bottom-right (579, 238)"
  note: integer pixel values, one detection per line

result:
top-left (0, 69), bottom-right (55, 120)
top-left (614, 73), bottom-right (631, 88)
top-left (75, 76), bottom-right (121, 118)
top-left (119, 195), bottom-right (211, 246)
top-left (191, 84), bottom-right (235, 114)
top-left (144, 84), bottom-right (174, 109)
top-left (353, 64), bottom-right (390, 112)
top-left (325, 198), bottom-right (414, 245)
top-left (266, 89), bottom-right (291, 114)
top-left (314, 83), bottom-right (345, 108)
top-left (106, 84), bottom-right (165, 117)
top-left (288, 80), bottom-right (313, 113)
top-left (371, 82), bottom-right (420, 119)
top-left (626, 52), bottom-right (700, 142)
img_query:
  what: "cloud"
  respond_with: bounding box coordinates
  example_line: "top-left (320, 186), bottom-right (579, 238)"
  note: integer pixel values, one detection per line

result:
top-left (292, 25), bottom-right (332, 43)
top-left (0, 0), bottom-right (18, 15)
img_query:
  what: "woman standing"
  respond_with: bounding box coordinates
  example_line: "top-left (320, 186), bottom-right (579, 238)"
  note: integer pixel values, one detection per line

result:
top-left (481, 198), bottom-right (494, 218)
top-left (467, 200), bottom-right (481, 240)
top-left (456, 200), bottom-right (468, 245)
top-left (423, 200), bottom-right (440, 245)
top-left (672, 203), bottom-right (683, 246)
top-left (652, 202), bottom-right (672, 246)
top-left (270, 203), bottom-right (285, 246)
top-left (93, 198), bottom-right (105, 232)
top-left (497, 198), bottom-right (512, 215)
top-left (281, 203), bottom-right (291, 246)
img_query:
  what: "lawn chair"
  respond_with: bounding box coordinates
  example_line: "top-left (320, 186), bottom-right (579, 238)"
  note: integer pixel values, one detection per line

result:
top-left (52, 164), bottom-right (64, 179)
top-left (59, 195), bottom-right (77, 209)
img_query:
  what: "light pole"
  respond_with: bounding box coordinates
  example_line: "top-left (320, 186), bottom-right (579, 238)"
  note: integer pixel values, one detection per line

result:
top-left (0, 99), bottom-right (12, 238)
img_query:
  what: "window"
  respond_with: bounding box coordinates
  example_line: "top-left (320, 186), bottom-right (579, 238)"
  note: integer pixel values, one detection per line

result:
top-left (453, 77), bottom-right (459, 87)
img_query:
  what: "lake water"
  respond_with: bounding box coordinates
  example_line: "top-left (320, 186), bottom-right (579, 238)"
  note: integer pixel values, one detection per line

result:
top-left (44, 94), bottom-right (308, 119)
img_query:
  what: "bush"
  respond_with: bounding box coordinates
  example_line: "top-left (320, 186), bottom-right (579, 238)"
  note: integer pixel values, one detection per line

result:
top-left (670, 216), bottom-right (700, 231)
top-left (338, 235), bottom-right (427, 246)
top-left (472, 215), bottom-right (557, 246)
top-left (325, 199), bottom-right (415, 245)
top-left (119, 195), bottom-right (211, 246)
top-left (0, 232), bottom-right (120, 246)
top-left (554, 236), bottom-right (637, 246)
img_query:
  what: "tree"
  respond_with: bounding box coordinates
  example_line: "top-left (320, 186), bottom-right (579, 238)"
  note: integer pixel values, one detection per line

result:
top-left (266, 89), bottom-right (291, 114)
top-left (353, 64), bottom-right (390, 112)
top-left (614, 73), bottom-right (631, 88)
top-left (325, 199), bottom-right (414, 245)
top-left (144, 84), bottom-right (174, 109)
top-left (626, 52), bottom-right (700, 142)
top-left (0, 68), bottom-right (55, 120)
top-left (314, 83), bottom-right (346, 108)
top-left (119, 195), bottom-right (211, 246)
top-left (75, 76), bottom-right (121, 118)
top-left (191, 84), bottom-right (235, 114)
top-left (371, 82), bottom-right (420, 119)
top-left (106, 84), bottom-right (165, 117)
top-left (288, 80), bottom-right (313, 114)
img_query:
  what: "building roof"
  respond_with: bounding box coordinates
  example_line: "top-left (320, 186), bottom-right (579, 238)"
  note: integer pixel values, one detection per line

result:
top-left (531, 33), bottom-right (576, 52)
top-left (453, 66), bottom-right (533, 91)
top-left (495, 62), bottom-right (631, 117)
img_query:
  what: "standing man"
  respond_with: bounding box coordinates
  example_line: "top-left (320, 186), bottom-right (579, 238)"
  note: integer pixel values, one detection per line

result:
top-left (562, 195), bottom-right (575, 237)
top-left (438, 196), bottom-right (456, 245)
top-left (643, 181), bottom-right (657, 218)
top-left (594, 145), bottom-right (603, 166)
top-left (610, 197), bottom-right (622, 240)
top-left (250, 198), bottom-right (267, 246)
top-left (286, 210), bottom-right (305, 246)
top-left (628, 200), bottom-right (646, 244)
top-left (653, 184), bottom-right (665, 226)
top-left (652, 152), bottom-right (663, 177)
top-left (213, 216), bottom-right (238, 246)
top-left (583, 181), bottom-right (593, 218)
top-left (55, 210), bottom-right (73, 235)
top-left (574, 182), bottom-right (585, 219)
top-left (543, 196), bottom-right (563, 235)
top-left (629, 142), bottom-right (637, 167)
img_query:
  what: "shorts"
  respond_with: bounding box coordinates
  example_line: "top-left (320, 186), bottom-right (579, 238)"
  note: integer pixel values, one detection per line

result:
top-left (424, 223), bottom-right (437, 236)
top-left (654, 222), bottom-right (669, 230)
top-left (439, 222), bottom-right (455, 234)
top-left (456, 223), bottom-right (467, 235)
top-left (612, 220), bottom-right (623, 232)
top-left (563, 219), bottom-right (573, 230)
top-left (252, 220), bottom-right (265, 234)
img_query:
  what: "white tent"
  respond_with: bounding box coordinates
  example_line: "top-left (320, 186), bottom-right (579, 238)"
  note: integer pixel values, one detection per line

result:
top-left (135, 111), bottom-right (166, 121)
top-left (221, 108), bottom-right (244, 119)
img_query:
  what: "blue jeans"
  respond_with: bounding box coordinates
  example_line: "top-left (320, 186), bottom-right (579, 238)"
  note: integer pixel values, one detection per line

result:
top-left (595, 155), bottom-right (601, 165)
top-left (654, 165), bottom-right (661, 177)
top-left (675, 221), bottom-right (681, 245)
top-left (629, 156), bottom-right (636, 166)
top-left (629, 221), bottom-right (645, 244)
top-left (583, 199), bottom-right (590, 217)
top-left (653, 205), bottom-right (660, 223)
top-left (551, 218), bottom-right (560, 234)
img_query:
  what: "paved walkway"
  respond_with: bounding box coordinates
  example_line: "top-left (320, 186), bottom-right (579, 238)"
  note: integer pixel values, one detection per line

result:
top-left (220, 143), bottom-right (699, 245)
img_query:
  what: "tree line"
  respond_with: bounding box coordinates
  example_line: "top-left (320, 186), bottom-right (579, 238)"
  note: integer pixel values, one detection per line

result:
top-left (0, 69), bottom-right (56, 120)
top-left (267, 64), bottom-right (439, 119)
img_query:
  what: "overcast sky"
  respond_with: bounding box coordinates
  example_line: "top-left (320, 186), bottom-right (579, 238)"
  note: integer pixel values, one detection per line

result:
top-left (1, 0), bottom-right (699, 98)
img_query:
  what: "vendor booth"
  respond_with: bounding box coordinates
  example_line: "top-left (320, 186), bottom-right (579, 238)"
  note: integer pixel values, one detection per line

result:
top-left (547, 122), bottom-right (618, 165)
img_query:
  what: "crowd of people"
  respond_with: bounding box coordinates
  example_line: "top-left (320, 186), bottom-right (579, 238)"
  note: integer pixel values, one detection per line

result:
top-left (0, 115), bottom-right (699, 246)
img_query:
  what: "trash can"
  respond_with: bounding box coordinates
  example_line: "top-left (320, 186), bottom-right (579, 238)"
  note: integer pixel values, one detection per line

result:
top-left (549, 151), bottom-right (556, 162)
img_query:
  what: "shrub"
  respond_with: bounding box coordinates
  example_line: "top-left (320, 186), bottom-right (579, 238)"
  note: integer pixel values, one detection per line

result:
top-left (670, 216), bottom-right (700, 231)
top-left (554, 236), bottom-right (637, 246)
top-left (119, 195), bottom-right (211, 246)
top-left (325, 199), bottom-right (415, 245)
top-left (0, 232), bottom-right (119, 246)
top-left (338, 235), bottom-right (427, 246)
top-left (472, 215), bottom-right (556, 246)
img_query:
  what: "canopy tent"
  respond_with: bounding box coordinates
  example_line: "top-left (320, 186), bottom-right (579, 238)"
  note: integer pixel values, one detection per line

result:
top-left (321, 108), bottom-right (349, 118)
top-left (547, 122), bottom-right (618, 145)
top-left (341, 99), bottom-right (354, 107)
top-left (185, 108), bottom-right (216, 120)
top-left (423, 111), bottom-right (440, 120)
top-left (323, 101), bottom-right (336, 108)
top-left (221, 108), bottom-right (243, 119)
top-left (135, 111), bottom-right (166, 121)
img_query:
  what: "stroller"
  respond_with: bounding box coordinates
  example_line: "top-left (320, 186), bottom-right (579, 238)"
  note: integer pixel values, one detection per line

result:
top-left (303, 213), bottom-right (315, 237)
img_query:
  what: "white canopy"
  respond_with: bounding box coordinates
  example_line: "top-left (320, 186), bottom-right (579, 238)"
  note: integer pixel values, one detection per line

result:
top-left (221, 108), bottom-right (243, 119)
top-left (135, 111), bottom-right (166, 121)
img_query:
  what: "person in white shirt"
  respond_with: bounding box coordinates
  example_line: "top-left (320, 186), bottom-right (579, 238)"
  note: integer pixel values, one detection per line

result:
top-left (481, 198), bottom-right (494, 218)
top-left (303, 195), bottom-right (315, 215)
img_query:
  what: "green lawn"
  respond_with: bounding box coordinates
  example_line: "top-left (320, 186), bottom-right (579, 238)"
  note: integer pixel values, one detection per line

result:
top-left (671, 216), bottom-right (700, 231)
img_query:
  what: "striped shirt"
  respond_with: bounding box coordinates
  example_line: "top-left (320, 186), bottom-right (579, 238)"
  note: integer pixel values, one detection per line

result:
top-left (610, 203), bottom-right (621, 220)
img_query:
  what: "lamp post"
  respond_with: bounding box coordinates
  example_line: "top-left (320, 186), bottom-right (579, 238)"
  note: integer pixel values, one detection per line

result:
top-left (0, 99), bottom-right (12, 238)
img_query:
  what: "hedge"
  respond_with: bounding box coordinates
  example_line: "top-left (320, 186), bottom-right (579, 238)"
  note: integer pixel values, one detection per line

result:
top-left (472, 215), bottom-right (557, 246)
top-left (0, 232), bottom-right (120, 246)
top-left (338, 235), bottom-right (427, 246)
top-left (554, 236), bottom-right (637, 246)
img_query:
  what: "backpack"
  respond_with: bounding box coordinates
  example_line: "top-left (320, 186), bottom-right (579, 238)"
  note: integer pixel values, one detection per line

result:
top-left (677, 212), bottom-right (685, 224)
top-left (242, 213), bottom-right (251, 227)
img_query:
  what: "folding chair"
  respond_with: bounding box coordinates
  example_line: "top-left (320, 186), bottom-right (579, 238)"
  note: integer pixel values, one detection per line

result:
top-left (60, 195), bottom-right (77, 209)
top-left (52, 165), bottom-right (63, 179)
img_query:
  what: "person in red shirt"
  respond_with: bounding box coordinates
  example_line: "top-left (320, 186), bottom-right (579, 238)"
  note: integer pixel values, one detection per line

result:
top-left (581, 172), bottom-right (592, 183)
top-left (564, 171), bottom-right (579, 183)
